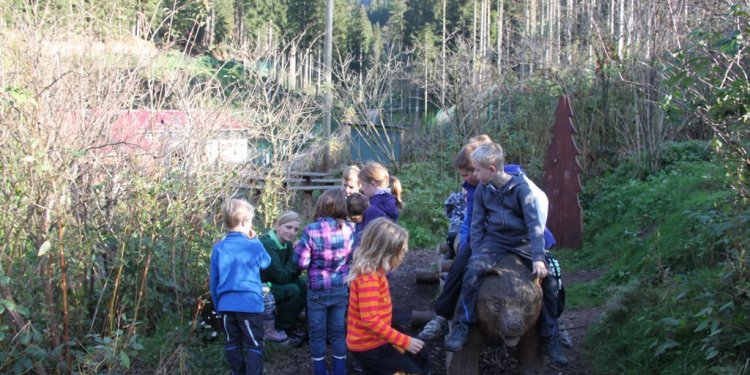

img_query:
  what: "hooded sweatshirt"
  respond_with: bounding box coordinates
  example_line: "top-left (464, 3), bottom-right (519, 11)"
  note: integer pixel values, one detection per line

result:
top-left (361, 190), bottom-right (399, 229)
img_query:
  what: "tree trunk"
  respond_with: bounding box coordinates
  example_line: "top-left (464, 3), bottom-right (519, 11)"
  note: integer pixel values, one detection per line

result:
top-left (442, 0), bottom-right (446, 107)
top-left (472, 0), bottom-right (477, 84)
top-left (497, 0), bottom-right (503, 75)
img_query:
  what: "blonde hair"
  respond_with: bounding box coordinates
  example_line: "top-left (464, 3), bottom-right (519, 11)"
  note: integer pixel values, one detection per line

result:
top-left (275, 210), bottom-right (301, 227)
top-left (346, 217), bottom-right (409, 283)
top-left (342, 165), bottom-right (361, 183)
top-left (222, 198), bottom-right (254, 229)
top-left (471, 142), bottom-right (505, 169)
top-left (359, 161), bottom-right (402, 208)
top-left (389, 176), bottom-right (403, 209)
top-left (359, 161), bottom-right (389, 187)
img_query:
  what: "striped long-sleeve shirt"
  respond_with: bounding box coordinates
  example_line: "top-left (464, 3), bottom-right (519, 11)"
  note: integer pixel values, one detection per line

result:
top-left (346, 271), bottom-right (411, 352)
top-left (294, 217), bottom-right (355, 291)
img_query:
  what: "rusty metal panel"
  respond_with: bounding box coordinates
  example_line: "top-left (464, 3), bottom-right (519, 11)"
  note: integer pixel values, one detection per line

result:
top-left (543, 96), bottom-right (583, 249)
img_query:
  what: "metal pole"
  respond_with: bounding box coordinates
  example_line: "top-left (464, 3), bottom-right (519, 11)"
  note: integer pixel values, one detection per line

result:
top-left (322, 0), bottom-right (333, 170)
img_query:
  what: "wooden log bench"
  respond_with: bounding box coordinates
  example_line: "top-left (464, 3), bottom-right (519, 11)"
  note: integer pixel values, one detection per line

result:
top-left (238, 171), bottom-right (341, 217)
top-left (240, 171), bottom-right (340, 193)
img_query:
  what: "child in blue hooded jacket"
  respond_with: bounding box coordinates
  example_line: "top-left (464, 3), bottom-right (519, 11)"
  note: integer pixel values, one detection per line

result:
top-left (210, 198), bottom-right (271, 375)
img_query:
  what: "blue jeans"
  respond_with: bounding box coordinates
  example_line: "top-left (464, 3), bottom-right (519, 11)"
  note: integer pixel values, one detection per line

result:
top-left (434, 243), bottom-right (472, 318)
top-left (307, 286), bottom-right (349, 360)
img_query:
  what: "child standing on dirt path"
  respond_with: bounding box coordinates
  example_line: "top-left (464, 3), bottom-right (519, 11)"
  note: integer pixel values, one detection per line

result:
top-left (294, 189), bottom-right (356, 375)
top-left (210, 198), bottom-right (271, 375)
top-left (346, 217), bottom-right (429, 375)
top-left (358, 161), bottom-right (402, 229)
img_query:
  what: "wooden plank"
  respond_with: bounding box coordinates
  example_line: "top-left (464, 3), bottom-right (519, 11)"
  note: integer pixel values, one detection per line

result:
top-left (415, 268), bottom-right (439, 283)
top-left (290, 171), bottom-right (333, 178)
top-left (243, 177), bottom-right (306, 184)
top-left (290, 185), bottom-right (341, 192)
top-left (310, 178), bottom-right (341, 184)
top-left (238, 183), bottom-right (340, 191)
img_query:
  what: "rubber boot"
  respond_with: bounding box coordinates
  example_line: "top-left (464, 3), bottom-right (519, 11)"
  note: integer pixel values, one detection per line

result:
top-left (541, 336), bottom-right (569, 366)
top-left (312, 359), bottom-right (328, 375)
top-left (263, 319), bottom-right (288, 342)
top-left (332, 355), bottom-right (347, 375)
top-left (245, 348), bottom-right (264, 375)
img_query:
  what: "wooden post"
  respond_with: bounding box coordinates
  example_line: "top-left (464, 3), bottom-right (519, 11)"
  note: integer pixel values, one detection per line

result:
top-left (543, 96), bottom-right (583, 249)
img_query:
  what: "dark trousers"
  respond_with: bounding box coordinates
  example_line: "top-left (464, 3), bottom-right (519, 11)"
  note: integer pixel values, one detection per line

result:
top-left (223, 312), bottom-right (264, 375)
top-left (434, 243), bottom-right (472, 319)
top-left (270, 277), bottom-right (306, 331)
top-left (455, 251), bottom-right (561, 337)
top-left (351, 344), bottom-right (430, 375)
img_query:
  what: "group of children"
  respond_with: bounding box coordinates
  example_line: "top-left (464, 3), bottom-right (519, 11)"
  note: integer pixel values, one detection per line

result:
top-left (210, 136), bottom-right (570, 374)
top-left (210, 161), bottom-right (424, 375)
top-left (420, 135), bottom-right (569, 365)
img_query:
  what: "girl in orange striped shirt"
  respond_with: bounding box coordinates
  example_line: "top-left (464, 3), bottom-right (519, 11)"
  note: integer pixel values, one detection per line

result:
top-left (345, 217), bottom-right (429, 374)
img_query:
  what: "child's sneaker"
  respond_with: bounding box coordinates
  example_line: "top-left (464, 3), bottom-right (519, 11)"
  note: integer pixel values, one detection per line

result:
top-left (444, 322), bottom-right (469, 352)
top-left (282, 335), bottom-right (304, 348)
top-left (417, 315), bottom-right (448, 340)
top-left (263, 320), bottom-right (288, 342)
top-left (286, 327), bottom-right (308, 341)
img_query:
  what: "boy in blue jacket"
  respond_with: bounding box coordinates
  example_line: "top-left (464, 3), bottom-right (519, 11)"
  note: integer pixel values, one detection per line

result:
top-left (444, 142), bottom-right (567, 365)
top-left (210, 198), bottom-right (272, 375)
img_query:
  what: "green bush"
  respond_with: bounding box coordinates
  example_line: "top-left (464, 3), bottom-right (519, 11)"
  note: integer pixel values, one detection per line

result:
top-left (398, 160), bottom-right (459, 249)
top-left (577, 144), bottom-right (749, 373)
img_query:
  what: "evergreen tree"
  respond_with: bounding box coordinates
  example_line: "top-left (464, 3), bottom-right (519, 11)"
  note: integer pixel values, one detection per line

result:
top-left (242, 0), bottom-right (289, 48)
top-left (403, 0), bottom-right (436, 47)
top-left (163, 1), bottom-right (208, 48)
top-left (287, 0), bottom-right (323, 49)
top-left (386, 0), bottom-right (407, 45)
top-left (348, 4), bottom-right (373, 62)
top-left (370, 25), bottom-right (384, 63)
top-left (367, 0), bottom-right (390, 26)
top-left (212, 0), bottom-right (236, 45)
top-left (331, 0), bottom-right (358, 55)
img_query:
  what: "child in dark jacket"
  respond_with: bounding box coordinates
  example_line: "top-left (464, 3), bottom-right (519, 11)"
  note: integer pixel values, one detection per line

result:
top-left (259, 210), bottom-right (306, 345)
top-left (418, 135), bottom-right (491, 342)
top-left (210, 198), bottom-right (271, 375)
top-left (443, 142), bottom-right (568, 365)
top-left (358, 161), bottom-right (402, 229)
top-left (347, 192), bottom-right (370, 249)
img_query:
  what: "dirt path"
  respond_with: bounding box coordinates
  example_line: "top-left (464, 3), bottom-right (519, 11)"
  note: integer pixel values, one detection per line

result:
top-left (264, 246), bottom-right (602, 374)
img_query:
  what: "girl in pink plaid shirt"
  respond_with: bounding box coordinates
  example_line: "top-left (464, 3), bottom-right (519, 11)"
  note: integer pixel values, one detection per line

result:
top-left (294, 189), bottom-right (355, 375)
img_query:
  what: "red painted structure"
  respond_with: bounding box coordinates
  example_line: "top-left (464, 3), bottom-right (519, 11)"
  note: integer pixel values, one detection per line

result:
top-left (543, 96), bottom-right (583, 249)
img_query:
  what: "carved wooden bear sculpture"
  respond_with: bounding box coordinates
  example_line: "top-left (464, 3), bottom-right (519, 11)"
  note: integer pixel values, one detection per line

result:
top-left (446, 254), bottom-right (544, 375)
